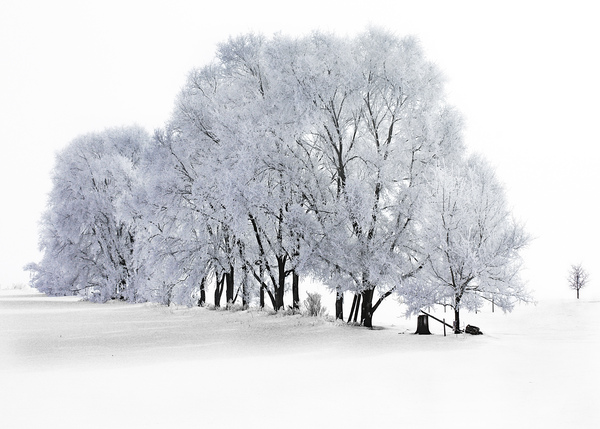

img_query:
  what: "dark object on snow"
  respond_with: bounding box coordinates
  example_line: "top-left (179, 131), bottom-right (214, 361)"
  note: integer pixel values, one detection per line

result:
top-left (420, 310), bottom-right (456, 332)
top-left (465, 325), bottom-right (483, 335)
top-left (415, 314), bottom-right (431, 335)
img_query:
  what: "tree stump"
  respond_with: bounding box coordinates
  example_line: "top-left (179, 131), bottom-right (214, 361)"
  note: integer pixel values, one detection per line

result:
top-left (465, 325), bottom-right (482, 335)
top-left (415, 314), bottom-right (431, 335)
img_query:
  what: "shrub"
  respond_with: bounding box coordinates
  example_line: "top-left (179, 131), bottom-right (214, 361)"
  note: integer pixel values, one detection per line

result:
top-left (303, 292), bottom-right (327, 317)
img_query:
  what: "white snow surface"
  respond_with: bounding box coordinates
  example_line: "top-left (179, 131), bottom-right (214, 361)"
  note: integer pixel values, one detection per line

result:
top-left (1, 289), bottom-right (599, 428)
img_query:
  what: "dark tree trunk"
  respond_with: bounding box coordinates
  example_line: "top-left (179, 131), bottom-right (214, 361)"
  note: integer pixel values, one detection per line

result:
top-left (275, 256), bottom-right (286, 311)
top-left (198, 277), bottom-right (206, 306)
top-left (347, 294), bottom-right (358, 323)
top-left (275, 287), bottom-right (284, 310)
top-left (353, 294), bottom-right (361, 323)
top-left (241, 266), bottom-right (249, 309)
top-left (275, 285), bottom-right (285, 310)
top-left (214, 272), bottom-right (225, 308)
top-left (452, 293), bottom-right (463, 333)
top-left (248, 214), bottom-right (279, 310)
top-left (225, 265), bottom-right (234, 306)
top-left (361, 288), bottom-right (374, 328)
top-left (266, 284), bottom-right (277, 310)
top-left (453, 308), bottom-right (461, 334)
top-left (258, 264), bottom-right (265, 308)
top-left (237, 242), bottom-right (249, 309)
top-left (577, 288), bottom-right (580, 299)
top-left (335, 288), bottom-right (344, 320)
top-left (292, 271), bottom-right (300, 309)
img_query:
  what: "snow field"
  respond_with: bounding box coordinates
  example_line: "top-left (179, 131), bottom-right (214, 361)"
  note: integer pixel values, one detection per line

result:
top-left (1, 290), bottom-right (598, 428)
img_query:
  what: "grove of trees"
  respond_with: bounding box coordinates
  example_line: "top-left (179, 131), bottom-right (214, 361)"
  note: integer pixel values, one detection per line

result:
top-left (26, 29), bottom-right (530, 330)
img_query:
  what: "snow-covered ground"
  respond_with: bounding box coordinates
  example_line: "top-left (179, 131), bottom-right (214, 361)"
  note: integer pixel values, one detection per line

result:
top-left (1, 288), bottom-right (598, 428)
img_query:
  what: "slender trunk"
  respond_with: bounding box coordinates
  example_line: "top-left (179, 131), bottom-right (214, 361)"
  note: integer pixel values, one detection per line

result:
top-left (577, 288), bottom-right (580, 299)
top-left (452, 291), bottom-right (462, 333)
top-left (347, 294), bottom-right (358, 323)
top-left (292, 271), bottom-right (300, 310)
top-left (275, 256), bottom-right (286, 311)
top-left (252, 264), bottom-right (277, 310)
top-left (198, 277), bottom-right (206, 306)
top-left (353, 294), bottom-right (361, 323)
top-left (266, 284), bottom-right (277, 309)
top-left (259, 265), bottom-right (265, 309)
top-left (241, 265), bottom-right (248, 309)
top-left (335, 288), bottom-right (344, 320)
top-left (237, 242), bottom-right (249, 309)
top-left (225, 265), bottom-right (234, 306)
top-left (453, 308), bottom-right (461, 334)
top-left (214, 272), bottom-right (225, 308)
top-left (248, 214), bottom-right (277, 309)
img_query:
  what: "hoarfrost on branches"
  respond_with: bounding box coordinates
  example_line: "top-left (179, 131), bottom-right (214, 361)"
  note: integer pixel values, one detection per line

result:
top-left (26, 126), bottom-right (150, 301)
top-left (404, 155), bottom-right (531, 332)
top-left (26, 29), bottom-right (530, 328)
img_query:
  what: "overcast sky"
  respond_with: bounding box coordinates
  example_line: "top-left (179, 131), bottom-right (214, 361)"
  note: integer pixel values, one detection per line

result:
top-left (1, 0), bottom-right (598, 299)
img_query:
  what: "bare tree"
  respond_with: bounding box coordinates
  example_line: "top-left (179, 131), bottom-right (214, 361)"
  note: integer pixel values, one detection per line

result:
top-left (568, 264), bottom-right (588, 299)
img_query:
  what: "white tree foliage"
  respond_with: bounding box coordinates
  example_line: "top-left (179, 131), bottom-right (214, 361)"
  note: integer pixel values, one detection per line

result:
top-left (271, 30), bottom-right (465, 325)
top-left (26, 126), bottom-right (150, 301)
top-left (27, 29), bottom-right (530, 328)
top-left (406, 155), bottom-right (531, 330)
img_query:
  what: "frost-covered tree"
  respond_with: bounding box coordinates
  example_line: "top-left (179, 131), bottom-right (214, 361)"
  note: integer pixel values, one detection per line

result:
top-left (26, 126), bottom-right (150, 301)
top-left (410, 155), bottom-right (530, 332)
top-left (28, 29), bottom-right (527, 332)
top-left (171, 34), bottom-right (318, 311)
top-left (165, 49), bottom-right (255, 309)
top-left (275, 32), bottom-right (361, 320)
top-left (127, 128), bottom-right (214, 306)
top-left (278, 30), bottom-right (464, 326)
top-left (153, 29), bottom-right (465, 322)
top-left (215, 34), bottom-right (303, 310)
top-left (568, 263), bottom-right (588, 299)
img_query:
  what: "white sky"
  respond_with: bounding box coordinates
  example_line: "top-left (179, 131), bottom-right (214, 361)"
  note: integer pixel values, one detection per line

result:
top-left (1, 0), bottom-right (598, 299)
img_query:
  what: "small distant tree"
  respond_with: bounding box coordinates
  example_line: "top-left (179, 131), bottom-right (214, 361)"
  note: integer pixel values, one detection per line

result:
top-left (568, 264), bottom-right (588, 299)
